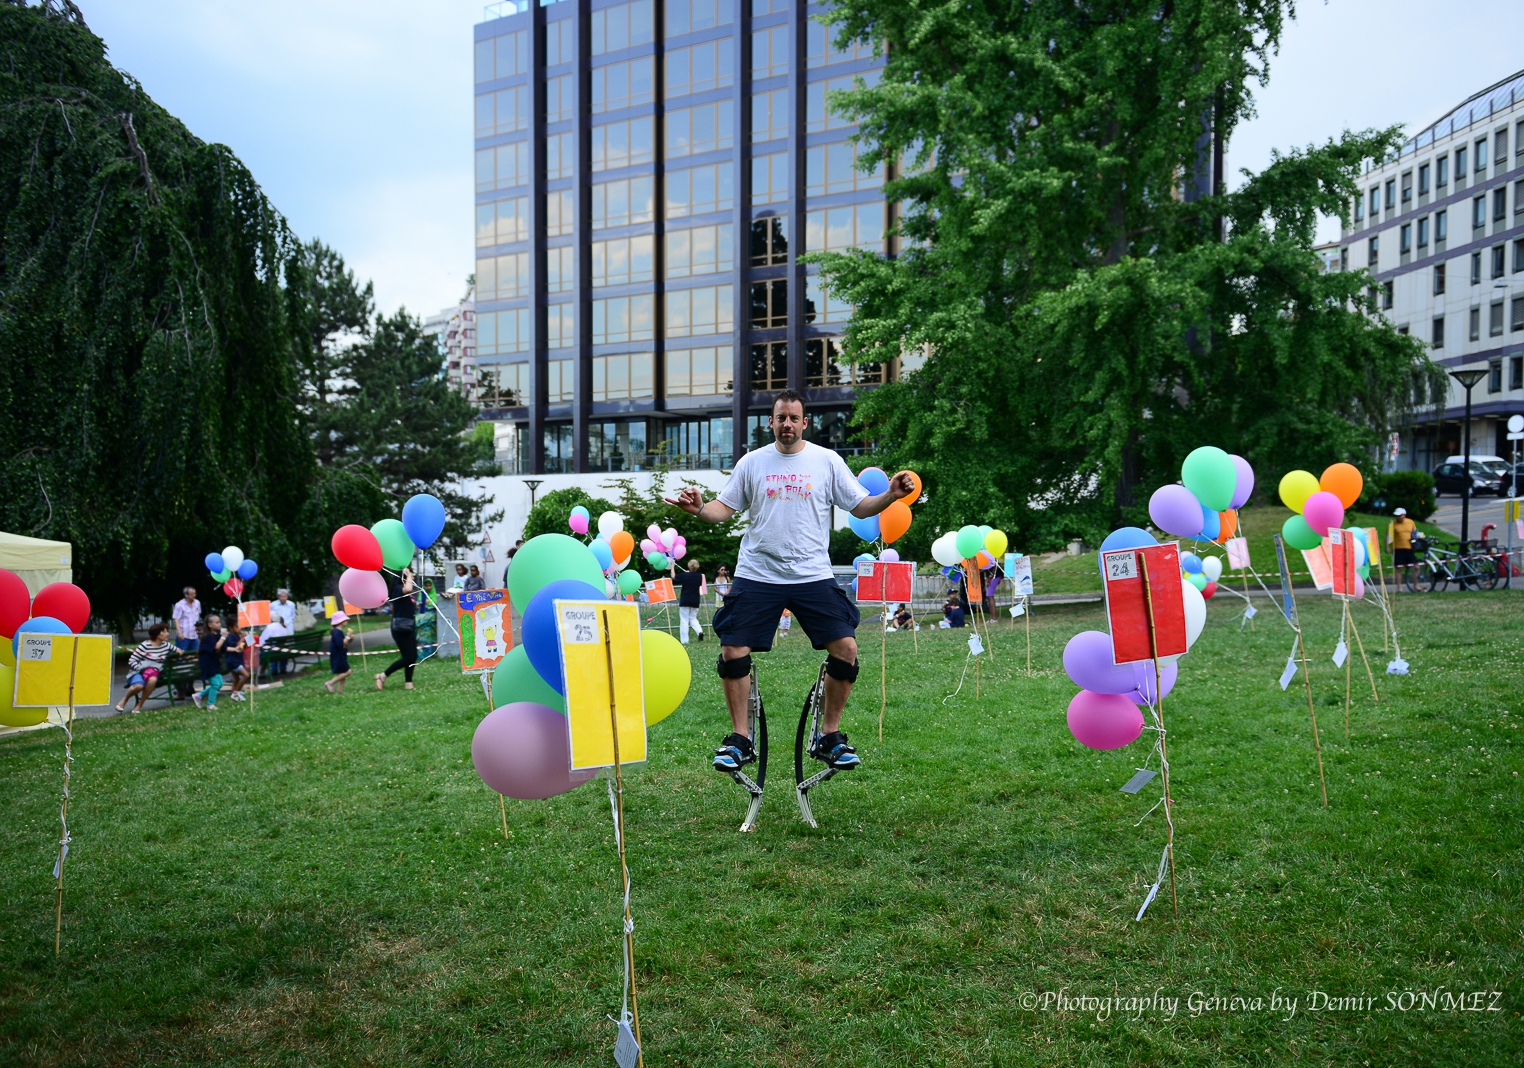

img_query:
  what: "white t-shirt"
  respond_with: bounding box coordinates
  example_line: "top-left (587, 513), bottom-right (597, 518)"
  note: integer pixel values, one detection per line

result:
top-left (717, 441), bottom-right (869, 584)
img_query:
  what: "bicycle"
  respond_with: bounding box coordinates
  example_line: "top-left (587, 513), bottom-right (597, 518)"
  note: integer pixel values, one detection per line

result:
top-left (1412, 537), bottom-right (1499, 591)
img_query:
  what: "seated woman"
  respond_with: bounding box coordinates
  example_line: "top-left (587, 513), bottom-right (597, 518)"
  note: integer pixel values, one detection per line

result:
top-left (893, 603), bottom-right (914, 630)
top-left (118, 623), bottom-right (176, 713)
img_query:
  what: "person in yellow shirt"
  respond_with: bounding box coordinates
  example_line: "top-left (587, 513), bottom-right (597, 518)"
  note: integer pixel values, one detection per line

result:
top-left (1386, 508), bottom-right (1418, 591)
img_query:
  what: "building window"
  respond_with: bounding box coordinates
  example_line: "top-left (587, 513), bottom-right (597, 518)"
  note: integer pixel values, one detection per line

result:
top-left (1431, 316), bottom-right (1444, 349)
top-left (1433, 263), bottom-right (1445, 295)
top-left (547, 18), bottom-right (575, 65)
top-left (664, 0), bottom-right (733, 38)
top-left (1512, 355), bottom-right (1524, 390)
top-left (751, 89), bottom-right (788, 143)
top-left (1383, 180), bottom-right (1394, 211)
top-left (1399, 223), bottom-right (1411, 255)
top-left (1490, 301), bottom-right (1504, 337)
top-left (546, 189), bottom-right (576, 237)
top-left (475, 29), bottom-right (529, 83)
top-left (1416, 216), bottom-right (1428, 249)
top-left (1513, 296), bottom-right (1524, 333)
top-left (665, 223), bottom-right (733, 278)
top-left (592, 0), bottom-right (654, 55)
top-left (666, 39), bottom-right (734, 98)
top-left (544, 132), bottom-right (573, 179)
top-left (1516, 180), bottom-right (1524, 216)
top-left (751, 152), bottom-right (788, 205)
top-left (1367, 236), bottom-right (1378, 268)
top-left (1515, 239), bottom-right (1524, 274)
top-left (1498, 129), bottom-right (1510, 167)
top-left (1456, 145), bottom-right (1467, 179)
top-left (1489, 360), bottom-right (1502, 393)
top-left (590, 352), bottom-right (655, 401)
top-left (1473, 196), bottom-right (1486, 229)
top-left (751, 26), bottom-right (788, 78)
top-left (1437, 155), bottom-right (1449, 188)
top-left (476, 141), bottom-right (530, 192)
top-left (805, 203), bottom-right (885, 252)
top-left (476, 252), bottom-right (529, 300)
top-left (665, 161), bottom-right (734, 217)
top-left (1340, 247), bottom-right (1349, 272)
top-left (1353, 195), bottom-right (1364, 223)
top-left (546, 75), bottom-right (574, 123)
top-left (665, 345), bottom-right (733, 396)
top-left (1469, 307), bottom-right (1480, 341)
top-left (806, 141), bottom-right (884, 196)
top-left (803, 275), bottom-right (851, 324)
top-left (476, 85), bottom-right (529, 137)
top-left (666, 101), bottom-right (734, 157)
top-left (1471, 251), bottom-right (1482, 285)
top-left (1492, 187), bottom-right (1507, 223)
top-left (477, 361), bottom-right (530, 408)
top-left (806, 71), bottom-right (880, 134)
top-left (592, 117), bottom-right (655, 171)
top-left (665, 284), bottom-right (733, 337)
top-left (752, 0), bottom-right (787, 14)
top-left (806, 18), bottom-right (871, 67)
top-left (664, 415), bottom-right (733, 468)
top-left (590, 421), bottom-right (653, 472)
top-left (478, 309), bottom-right (532, 355)
top-left (545, 362), bottom-right (575, 405)
top-left (805, 338), bottom-right (883, 388)
top-left (593, 294), bottom-right (656, 344)
top-left (1436, 209), bottom-right (1447, 243)
top-left (748, 342), bottom-right (787, 391)
top-left (1492, 245), bottom-right (1506, 279)
top-left (477, 197), bottom-right (529, 247)
top-left (546, 302), bottom-right (576, 349)
top-left (543, 422), bottom-right (574, 472)
top-left (592, 57), bottom-right (655, 113)
top-left (1400, 171), bottom-right (1411, 204)
top-left (1381, 281), bottom-right (1393, 310)
top-left (592, 176), bottom-right (656, 229)
top-left (749, 216), bottom-right (788, 267)
top-left (1418, 162), bottom-right (1430, 196)
top-left (1367, 187), bottom-right (1379, 219)
top-left (1475, 137), bottom-right (1487, 171)
top-left (591, 234), bottom-right (656, 287)
top-left (748, 279), bottom-right (787, 328)
top-left (546, 246), bottom-right (576, 293)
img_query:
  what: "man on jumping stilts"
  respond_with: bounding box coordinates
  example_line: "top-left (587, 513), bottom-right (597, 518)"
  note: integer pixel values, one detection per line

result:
top-left (675, 390), bottom-right (917, 774)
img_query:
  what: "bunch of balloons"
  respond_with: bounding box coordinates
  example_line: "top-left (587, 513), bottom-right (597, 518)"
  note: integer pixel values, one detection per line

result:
top-left (1180, 550), bottom-right (1223, 599)
top-left (581, 511), bottom-right (642, 597)
top-left (331, 493), bottom-right (449, 608)
top-left (203, 545), bottom-right (259, 599)
top-left (930, 524), bottom-right (1009, 570)
top-left (1, 570), bottom-right (92, 727)
top-left (1147, 447), bottom-right (1255, 543)
top-left (846, 467), bottom-right (921, 544)
top-left (1277, 463), bottom-right (1363, 551)
top-left (639, 524), bottom-right (686, 571)
top-left (469, 533), bottom-right (693, 799)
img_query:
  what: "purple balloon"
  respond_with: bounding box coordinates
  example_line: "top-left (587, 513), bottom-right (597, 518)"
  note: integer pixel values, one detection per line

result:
top-left (1148, 484), bottom-right (1204, 539)
top-left (472, 701), bottom-right (597, 800)
top-left (1062, 630), bottom-right (1139, 694)
top-left (1229, 454), bottom-right (1255, 509)
top-left (1066, 690), bottom-right (1145, 750)
top-left (1126, 659), bottom-right (1178, 705)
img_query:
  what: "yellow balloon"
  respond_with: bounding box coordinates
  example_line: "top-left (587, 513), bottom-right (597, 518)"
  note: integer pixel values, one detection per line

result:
top-left (1278, 469), bottom-right (1321, 514)
top-left (984, 529), bottom-right (1009, 558)
top-left (0, 663), bottom-right (47, 728)
top-left (0, 636), bottom-right (14, 669)
top-left (640, 629), bottom-right (691, 726)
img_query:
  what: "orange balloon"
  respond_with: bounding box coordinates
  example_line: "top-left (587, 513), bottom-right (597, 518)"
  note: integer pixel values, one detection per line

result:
top-left (880, 500), bottom-right (913, 544)
top-left (1320, 463), bottom-right (1363, 508)
top-left (896, 470), bottom-right (924, 502)
top-left (609, 530), bottom-right (634, 563)
top-left (1216, 509), bottom-right (1238, 543)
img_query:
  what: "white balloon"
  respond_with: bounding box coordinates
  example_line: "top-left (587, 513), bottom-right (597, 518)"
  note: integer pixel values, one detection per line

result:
top-left (1201, 556), bottom-right (1223, 583)
top-left (221, 545), bottom-right (245, 571)
top-left (597, 511), bottom-right (624, 537)
top-left (1180, 578), bottom-right (1206, 649)
top-left (931, 533), bottom-right (961, 568)
top-left (605, 579), bottom-right (618, 598)
top-left (1347, 530), bottom-right (1368, 567)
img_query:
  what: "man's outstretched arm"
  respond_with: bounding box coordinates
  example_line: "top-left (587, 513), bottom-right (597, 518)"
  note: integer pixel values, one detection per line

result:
top-left (674, 486), bottom-right (737, 524)
top-left (850, 471), bottom-right (918, 519)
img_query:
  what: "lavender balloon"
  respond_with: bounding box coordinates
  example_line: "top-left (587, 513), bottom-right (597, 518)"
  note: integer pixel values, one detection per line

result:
top-left (1062, 630), bottom-right (1140, 694)
top-left (1127, 659), bottom-right (1178, 705)
top-left (472, 701), bottom-right (597, 800)
top-left (1229, 454), bottom-right (1255, 509)
top-left (1066, 690), bottom-right (1145, 750)
top-left (1148, 484), bottom-right (1204, 538)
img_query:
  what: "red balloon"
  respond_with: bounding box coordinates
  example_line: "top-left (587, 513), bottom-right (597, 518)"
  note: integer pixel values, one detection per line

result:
top-left (224, 577), bottom-right (244, 598)
top-left (0, 568), bottom-right (30, 639)
top-left (31, 582), bottom-right (90, 633)
top-left (1201, 581), bottom-right (1218, 599)
top-left (331, 524), bottom-right (384, 570)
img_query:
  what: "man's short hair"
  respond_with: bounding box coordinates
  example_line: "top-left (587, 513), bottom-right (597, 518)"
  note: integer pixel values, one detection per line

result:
top-left (183, 586), bottom-right (196, 596)
top-left (687, 559), bottom-right (700, 570)
top-left (771, 389), bottom-right (807, 415)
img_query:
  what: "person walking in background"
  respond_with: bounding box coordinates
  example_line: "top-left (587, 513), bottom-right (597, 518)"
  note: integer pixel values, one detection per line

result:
top-left (325, 611), bottom-right (354, 693)
top-left (222, 619), bottom-right (250, 701)
top-left (263, 589), bottom-right (296, 676)
top-left (171, 586), bottom-right (201, 696)
top-left (673, 559), bottom-right (705, 644)
top-left (1386, 507), bottom-right (1419, 591)
top-left (464, 565), bottom-right (486, 592)
top-left (192, 613), bottom-right (226, 710)
top-left (117, 623), bottom-right (176, 713)
top-left (376, 567), bottom-right (419, 690)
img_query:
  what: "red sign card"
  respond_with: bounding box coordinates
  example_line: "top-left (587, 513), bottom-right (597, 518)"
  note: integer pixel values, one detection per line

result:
top-left (962, 559), bottom-right (984, 604)
top-left (1329, 529), bottom-right (1356, 597)
top-left (1101, 544), bottom-right (1188, 664)
top-left (644, 578), bottom-right (676, 604)
top-left (856, 561), bottom-right (914, 603)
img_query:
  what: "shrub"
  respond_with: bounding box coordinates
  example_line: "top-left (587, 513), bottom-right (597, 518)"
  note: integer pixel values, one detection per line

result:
top-left (1358, 471), bottom-right (1435, 520)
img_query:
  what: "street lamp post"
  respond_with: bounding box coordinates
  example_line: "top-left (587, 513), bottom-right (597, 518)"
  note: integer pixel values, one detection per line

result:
top-left (1448, 368), bottom-right (1488, 549)
top-left (523, 479), bottom-right (543, 512)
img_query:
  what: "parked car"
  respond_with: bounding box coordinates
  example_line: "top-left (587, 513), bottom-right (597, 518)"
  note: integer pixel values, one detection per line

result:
top-left (1500, 463), bottom-right (1524, 496)
top-left (1432, 461), bottom-right (1504, 497)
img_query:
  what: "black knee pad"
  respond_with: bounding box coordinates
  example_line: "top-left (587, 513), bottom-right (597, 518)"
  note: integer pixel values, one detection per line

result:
top-left (717, 653), bottom-right (752, 679)
top-left (825, 655), bottom-right (859, 683)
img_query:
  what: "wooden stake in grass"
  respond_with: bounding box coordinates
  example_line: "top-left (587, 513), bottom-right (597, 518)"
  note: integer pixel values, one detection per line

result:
top-left (1285, 584), bottom-right (1329, 808)
top-left (1348, 603), bottom-right (1379, 702)
top-left (55, 636), bottom-right (80, 956)
top-left (1024, 596), bottom-right (1032, 674)
top-left (1137, 553), bottom-right (1178, 918)
top-left (601, 607), bottom-right (643, 1068)
top-left (1343, 598), bottom-right (1353, 742)
top-left (879, 602), bottom-right (887, 743)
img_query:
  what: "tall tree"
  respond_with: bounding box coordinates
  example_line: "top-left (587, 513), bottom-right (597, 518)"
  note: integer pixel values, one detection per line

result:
top-left (810, 0), bottom-right (1442, 548)
top-left (286, 237), bottom-right (373, 466)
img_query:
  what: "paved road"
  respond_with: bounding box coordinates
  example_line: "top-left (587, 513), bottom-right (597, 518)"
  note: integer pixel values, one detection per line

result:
top-left (1428, 494), bottom-right (1519, 541)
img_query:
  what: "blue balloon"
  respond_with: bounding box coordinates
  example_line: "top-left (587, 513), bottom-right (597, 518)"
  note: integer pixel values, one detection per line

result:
top-left (205, 552), bottom-right (224, 574)
top-left (1200, 505), bottom-right (1220, 541)
top-left (522, 579), bottom-right (606, 695)
top-left (848, 513), bottom-right (880, 542)
top-left (853, 552), bottom-right (875, 565)
top-left (237, 560), bottom-right (259, 580)
top-left (401, 493), bottom-right (448, 550)
top-left (13, 615), bottom-right (73, 658)
top-left (589, 539), bottom-right (614, 571)
top-left (1096, 526), bottom-right (1155, 575)
top-left (857, 468), bottom-right (891, 496)
top-left (1180, 552), bottom-right (1203, 574)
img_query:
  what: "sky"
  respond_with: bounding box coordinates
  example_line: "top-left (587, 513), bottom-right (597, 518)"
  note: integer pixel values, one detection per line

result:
top-left (80, 0), bottom-right (1522, 319)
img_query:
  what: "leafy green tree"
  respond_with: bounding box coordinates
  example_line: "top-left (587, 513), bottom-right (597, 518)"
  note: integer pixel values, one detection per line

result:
top-left (286, 237), bottom-right (373, 466)
top-left (522, 488), bottom-right (620, 541)
top-left (810, 0), bottom-right (1442, 550)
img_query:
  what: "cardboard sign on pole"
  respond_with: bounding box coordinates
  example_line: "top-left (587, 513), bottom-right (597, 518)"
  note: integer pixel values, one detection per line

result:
top-left (14, 634), bottom-right (113, 707)
top-left (324, 596), bottom-right (362, 618)
top-left (1273, 534), bottom-right (1298, 626)
top-left (457, 589), bottom-right (513, 674)
top-left (1300, 542), bottom-right (1333, 590)
top-left (1007, 555), bottom-right (1033, 596)
top-left (1101, 544), bottom-right (1188, 665)
top-left (1329, 529), bottom-right (1357, 597)
top-left (855, 561), bottom-right (914, 603)
top-left (1225, 536), bottom-right (1251, 571)
top-left (238, 600), bottom-right (271, 628)
top-left (962, 559), bottom-right (984, 605)
top-left (643, 578), bottom-right (676, 604)
top-left (559, 600), bottom-right (646, 771)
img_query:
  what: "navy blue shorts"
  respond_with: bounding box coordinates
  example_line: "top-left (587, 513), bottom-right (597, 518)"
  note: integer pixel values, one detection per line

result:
top-left (711, 576), bottom-right (860, 652)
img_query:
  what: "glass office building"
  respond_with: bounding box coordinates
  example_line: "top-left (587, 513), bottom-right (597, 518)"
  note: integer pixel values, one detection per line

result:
top-left (473, 0), bottom-right (910, 474)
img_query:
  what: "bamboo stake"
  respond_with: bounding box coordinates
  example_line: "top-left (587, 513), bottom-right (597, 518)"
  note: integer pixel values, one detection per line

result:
top-left (1137, 554), bottom-right (1178, 918)
top-left (1286, 584), bottom-right (1328, 808)
top-left (1024, 596), bottom-right (1032, 674)
top-left (55, 636), bottom-right (80, 955)
top-left (1343, 599), bottom-right (1352, 742)
top-left (878, 608), bottom-right (887, 743)
top-left (1242, 569), bottom-right (1254, 630)
top-left (1348, 603), bottom-right (1379, 702)
top-left (602, 608), bottom-right (643, 1067)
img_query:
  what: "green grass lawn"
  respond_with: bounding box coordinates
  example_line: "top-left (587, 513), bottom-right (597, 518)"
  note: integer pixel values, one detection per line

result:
top-left (1, 592), bottom-right (1520, 1066)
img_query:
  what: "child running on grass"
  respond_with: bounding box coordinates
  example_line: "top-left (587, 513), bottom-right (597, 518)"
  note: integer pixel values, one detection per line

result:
top-left (192, 614), bottom-right (226, 709)
top-left (223, 619), bottom-right (249, 701)
top-left (325, 611), bottom-right (354, 693)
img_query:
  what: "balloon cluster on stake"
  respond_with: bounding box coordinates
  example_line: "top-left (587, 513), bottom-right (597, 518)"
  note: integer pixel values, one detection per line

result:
top-left (203, 545), bottom-right (259, 600)
top-left (572, 510), bottom-right (652, 598)
top-left (847, 467), bottom-right (920, 545)
top-left (930, 524), bottom-right (1009, 573)
top-left (1278, 464), bottom-right (1369, 597)
top-left (0, 572), bottom-right (92, 728)
top-left (330, 494), bottom-right (450, 609)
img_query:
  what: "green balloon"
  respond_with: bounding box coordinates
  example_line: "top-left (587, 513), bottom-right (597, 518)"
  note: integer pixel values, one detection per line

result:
top-left (370, 518), bottom-right (416, 569)
top-left (954, 525), bottom-right (984, 558)
top-left (212, 567), bottom-right (233, 583)
top-left (508, 534), bottom-right (606, 611)
top-left (1186, 571), bottom-right (1208, 591)
top-left (1357, 563), bottom-right (1370, 579)
top-left (1181, 446), bottom-right (1237, 511)
top-left (1282, 514), bottom-right (1323, 551)
top-left (492, 645), bottom-right (565, 714)
top-left (617, 569), bottom-right (643, 596)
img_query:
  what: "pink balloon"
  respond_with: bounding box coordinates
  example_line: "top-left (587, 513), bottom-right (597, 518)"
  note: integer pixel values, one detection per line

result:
top-left (1127, 659), bottom-right (1178, 705)
top-left (568, 512), bottom-right (589, 535)
top-left (1062, 630), bottom-right (1138, 694)
top-left (1148, 484), bottom-right (1205, 538)
top-left (879, 548), bottom-right (900, 562)
top-left (640, 538), bottom-right (657, 554)
top-left (338, 568), bottom-right (388, 609)
top-left (472, 701), bottom-right (597, 799)
top-left (672, 544), bottom-right (686, 560)
top-left (1067, 690), bottom-right (1146, 750)
top-left (1353, 574), bottom-right (1365, 600)
top-left (646, 524), bottom-right (662, 543)
top-left (1301, 491), bottom-right (1345, 537)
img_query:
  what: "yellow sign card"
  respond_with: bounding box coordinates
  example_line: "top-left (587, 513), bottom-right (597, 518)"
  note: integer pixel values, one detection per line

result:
top-left (557, 600), bottom-right (646, 771)
top-left (14, 634), bottom-right (114, 708)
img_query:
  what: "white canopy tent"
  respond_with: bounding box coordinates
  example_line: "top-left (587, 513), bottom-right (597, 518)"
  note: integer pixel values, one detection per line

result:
top-left (0, 530), bottom-right (73, 596)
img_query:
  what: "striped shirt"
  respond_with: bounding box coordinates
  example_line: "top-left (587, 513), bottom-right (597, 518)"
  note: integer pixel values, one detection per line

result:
top-left (128, 639), bottom-right (173, 674)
